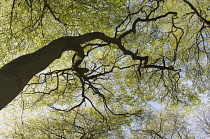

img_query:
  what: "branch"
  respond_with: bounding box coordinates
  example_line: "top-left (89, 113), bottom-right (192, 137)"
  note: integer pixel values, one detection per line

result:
top-left (183, 0), bottom-right (210, 26)
top-left (144, 65), bottom-right (178, 71)
top-left (10, 0), bottom-right (17, 30)
top-left (43, 0), bottom-right (68, 26)
top-left (118, 11), bottom-right (177, 39)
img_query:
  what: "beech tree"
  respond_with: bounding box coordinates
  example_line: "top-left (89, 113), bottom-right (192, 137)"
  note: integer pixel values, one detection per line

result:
top-left (0, 0), bottom-right (209, 138)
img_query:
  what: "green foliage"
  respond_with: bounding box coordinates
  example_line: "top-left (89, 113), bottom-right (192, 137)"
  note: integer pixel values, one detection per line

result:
top-left (0, 0), bottom-right (209, 138)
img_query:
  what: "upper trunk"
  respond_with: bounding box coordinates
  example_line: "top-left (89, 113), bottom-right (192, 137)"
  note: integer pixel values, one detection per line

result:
top-left (0, 32), bottom-right (116, 110)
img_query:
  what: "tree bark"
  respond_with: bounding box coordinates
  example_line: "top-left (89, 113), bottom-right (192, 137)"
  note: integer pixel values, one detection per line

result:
top-left (0, 32), bottom-right (115, 110)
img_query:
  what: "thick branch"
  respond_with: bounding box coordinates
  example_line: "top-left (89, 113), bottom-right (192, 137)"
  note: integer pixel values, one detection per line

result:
top-left (0, 32), bottom-right (114, 110)
top-left (0, 29), bottom-right (178, 110)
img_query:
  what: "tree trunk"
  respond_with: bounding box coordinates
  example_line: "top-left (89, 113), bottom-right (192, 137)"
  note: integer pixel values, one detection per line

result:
top-left (0, 32), bottom-right (115, 110)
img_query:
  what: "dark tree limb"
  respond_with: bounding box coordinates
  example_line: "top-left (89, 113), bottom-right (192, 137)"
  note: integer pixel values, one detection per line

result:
top-left (0, 32), bottom-right (111, 110)
top-left (0, 10), bottom-right (179, 110)
top-left (183, 0), bottom-right (210, 26)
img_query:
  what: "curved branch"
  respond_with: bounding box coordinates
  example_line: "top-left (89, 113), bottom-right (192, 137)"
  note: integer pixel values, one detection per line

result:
top-left (0, 27), bottom-right (179, 110)
top-left (0, 32), bottom-right (113, 110)
top-left (183, 0), bottom-right (210, 26)
top-left (118, 11), bottom-right (177, 39)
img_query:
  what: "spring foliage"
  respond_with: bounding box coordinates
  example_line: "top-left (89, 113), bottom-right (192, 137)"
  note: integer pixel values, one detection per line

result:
top-left (0, 0), bottom-right (209, 138)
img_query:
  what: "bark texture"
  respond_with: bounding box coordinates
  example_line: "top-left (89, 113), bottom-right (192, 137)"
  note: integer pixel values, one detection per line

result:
top-left (0, 32), bottom-right (114, 110)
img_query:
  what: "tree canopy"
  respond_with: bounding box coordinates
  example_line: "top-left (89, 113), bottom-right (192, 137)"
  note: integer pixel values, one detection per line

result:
top-left (0, 0), bottom-right (209, 138)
